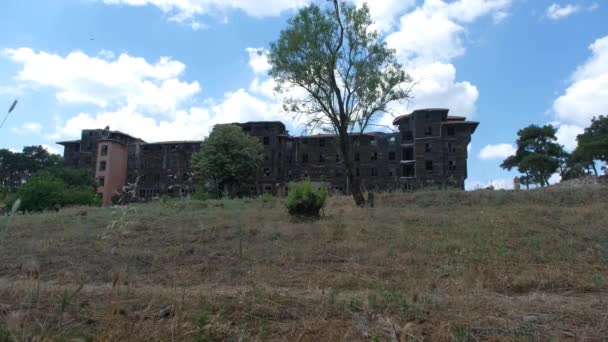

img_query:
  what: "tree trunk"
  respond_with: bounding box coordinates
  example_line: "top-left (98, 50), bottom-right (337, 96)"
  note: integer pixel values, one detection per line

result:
top-left (337, 129), bottom-right (365, 207)
top-left (591, 162), bottom-right (598, 176)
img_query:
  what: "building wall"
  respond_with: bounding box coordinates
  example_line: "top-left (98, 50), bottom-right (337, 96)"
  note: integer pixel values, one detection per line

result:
top-left (60, 109), bottom-right (478, 201)
top-left (95, 142), bottom-right (129, 206)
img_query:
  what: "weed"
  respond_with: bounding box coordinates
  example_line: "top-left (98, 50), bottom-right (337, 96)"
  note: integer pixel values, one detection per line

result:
top-left (194, 307), bottom-right (211, 342)
top-left (452, 323), bottom-right (474, 342)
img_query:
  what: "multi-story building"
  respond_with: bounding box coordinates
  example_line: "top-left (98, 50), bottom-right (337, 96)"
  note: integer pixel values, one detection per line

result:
top-left (58, 108), bottom-right (478, 206)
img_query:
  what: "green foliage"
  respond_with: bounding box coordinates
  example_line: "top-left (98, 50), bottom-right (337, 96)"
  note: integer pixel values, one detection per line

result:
top-left (194, 307), bottom-right (211, 342)
top-left (574, 115), bottom-right (608, 173)
top-left (500, 124), bottom-right (565, 187)
top-left (269, 1), bottom-right (412, 206)
top-left (0, 145), bottom-right (62, 190)
top-left (285, 179), bottom-right (327, 218)
top-left (16, 168), bottom-right (99, 212)
top-left (192, 124), bottom-right (263, 199)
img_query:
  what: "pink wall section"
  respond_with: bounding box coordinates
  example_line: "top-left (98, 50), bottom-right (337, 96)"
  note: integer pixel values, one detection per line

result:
top-left (95, 142), bottom-right (128, 206)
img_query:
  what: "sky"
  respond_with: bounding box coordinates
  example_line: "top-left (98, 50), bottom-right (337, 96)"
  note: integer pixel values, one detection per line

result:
top-left (0, 0), bottom-right (606, 190)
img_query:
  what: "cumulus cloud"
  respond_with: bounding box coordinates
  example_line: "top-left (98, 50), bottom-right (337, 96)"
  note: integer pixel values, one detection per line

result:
top-left (545, 3), bottom-right (580, 20)
top-left (101, 0), bottom-right (310, 25)
top-left (478, 143), bottom-right (516, 160)
top-left (467, 178), bottom-right (514, 190)
top-left (384, 0), bottom-right (511, 119)
top-left (12, 122), bottom-right (42, 135)
top-left (556, 124), bottom-right (584, 151)
top-left (3, 48), bottom-right (200, 114)
top-left (245, 48), bottom-right (271, 75)
top-left (552, 35), bottom-right (608, 127)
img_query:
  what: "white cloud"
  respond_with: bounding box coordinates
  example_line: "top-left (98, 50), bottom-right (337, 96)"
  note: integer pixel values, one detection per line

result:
top-left (553, 35), bottom-right (608, 127)
top-left (467, 178), bottom-right (514, 190)
top-left (556, 124), bottom-right (584, 151)
top-left (41, 144), bottom-right (61, 155)
top-left (101, 0), bottom-right (310, 24)
top-left (55, 89), bottom-right (287, 142)
top-left (385, 0), bottom-right (510, 118)
top-left (478, 143), bottom-right (516, 160)
top-left (351, 0), bottom-right (416, 32)
top-left (12, 122), bottom-right (42, 135)
top-left (3, 48), bottom-right (200, 114)
top-left (545, 3), bottom-right (580, 20)
top-left (245, 48), bottom-right (271, 75)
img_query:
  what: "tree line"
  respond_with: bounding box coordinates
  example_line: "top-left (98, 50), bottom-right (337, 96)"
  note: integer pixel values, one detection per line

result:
top-left (501, 115), bottom-right (607, 188)
top-left (0, 147), bottom-right (99, 213)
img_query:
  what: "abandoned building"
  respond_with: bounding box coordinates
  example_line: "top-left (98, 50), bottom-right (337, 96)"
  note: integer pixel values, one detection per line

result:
top-left (57, 108), bottom-right (479, 206)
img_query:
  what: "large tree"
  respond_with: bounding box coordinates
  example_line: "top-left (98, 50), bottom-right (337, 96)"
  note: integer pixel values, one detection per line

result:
top-left (574, 115), bottom-right (608, 175)
top-left (0, 146), bottom-right (62, 189)
top-left (192, 124), bottom-right (264, 198)
top-left (268, 0), bottom-right (413, 206)
top-left (501, 124), bottom-right (565, 188)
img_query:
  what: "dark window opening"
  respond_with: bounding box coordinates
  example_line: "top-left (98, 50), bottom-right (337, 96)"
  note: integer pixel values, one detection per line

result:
top-left (335, 169), bottom-right (343, 177)
top-left (336, 154), bottom-right (340, 162)
top-left (425, 113), bottom-right (430, 119)
top-left (319, 154), bottom-right (325, 163)
top-left (183, 173), bottom-right (189, 181)
top-left (265, 154), bottom-right (270, 161)
top-left (425, 126), bottom-right (433, 136)
top-left (302, 153), bottom-right (309, 163)
top-left (448, 142), bottom-right (456, 153)
top-left (371, 167), bottom-right (378, 177)
top-left (371, 152), bottom-right (378, 161)
top-left (425, 143), bottom-right (432, 152)
top-left (101, 145), bottom-right (108, 156)
top-left (449, 160), bottom-right (457, 171)
top-left (388, 169), bottom-right (394, 177)
top-left (264, 167), bottom-right (271, 177)
top-left (74, 144), bottom-right (80, 152)
top-left (88, 142), bottom-right (93, 151)
top-left (155, 174), bottom-right (161, 182)
top-left (447, 126), bottom-right (455, 136)
top-left (355, 153), bottom-right (360, 162)
top-left (403, 164), bottom-right (414, 177)
top-left (426, 160), bottom-right (433, 171)
top-left (356, 167), bottom-right (360, 177)
top-left (319, 138), bottom-right (325, 147)
top-left (403, 147), bottom-right (414, 161)
top-left (243, 126), bottom-right (251, 132)
top-left (402, 131), bottom-right (413, 142)
top-left (98, 177), bottom-right (105, 186)
top-left (263, 136), bottom-right (270, 145)
top-left (389, 151), bottom-right (395, 160)
top-left (99, 161), bottom-right (106, 171)
top-left (302, 139), bottom-right (308, 145)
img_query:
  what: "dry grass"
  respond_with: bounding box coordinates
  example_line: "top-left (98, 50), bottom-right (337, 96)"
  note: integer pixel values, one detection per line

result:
top-left (1, 187), bottom-right (608, 341)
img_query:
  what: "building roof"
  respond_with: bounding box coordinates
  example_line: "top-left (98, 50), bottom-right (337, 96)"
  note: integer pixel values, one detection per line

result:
top-left (392, 108), bottom-right (451, 125)
top-left (144, 141), bottom-right (203, 145)
top-left (56, 140), bottom-right (80, 145)
top-left (295, 131), bottom-right (392, 139)
top-left (441, 120), bottom-right (480, 133)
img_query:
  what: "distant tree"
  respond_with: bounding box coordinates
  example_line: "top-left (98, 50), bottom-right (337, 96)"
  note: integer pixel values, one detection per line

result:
top-left (0, 146), bottom-right (62, 189)
top-left (268, 0), bottom-right (413, 206)
top-left (16, 168), bottom-right (99, 212)
top-left (574, 115), bottom-right (608, 175)
top-left (501, 124), bottom-right (565, 187)
top-left (191, 125), bottom-right (264, 198)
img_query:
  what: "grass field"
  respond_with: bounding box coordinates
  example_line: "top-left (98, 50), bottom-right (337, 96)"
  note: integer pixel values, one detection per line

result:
top-left (1, 187), bottom-right (608, 341)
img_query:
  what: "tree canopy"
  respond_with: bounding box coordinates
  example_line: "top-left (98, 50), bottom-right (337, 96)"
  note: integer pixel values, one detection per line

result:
top-left (0, 146), bottom-right (62, 189)
top-left (268, 0), bottom-right (412, 206)
top-left (501, 124), bottom-right (565, 187)
top-left (574, 115), bottom-right (608, 174)
top-left (191, 124), bottom-right (264, 198)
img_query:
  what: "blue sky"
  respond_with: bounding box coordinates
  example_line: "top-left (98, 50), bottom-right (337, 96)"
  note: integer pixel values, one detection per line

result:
top-left (0, 0), bottom-right (606, 189)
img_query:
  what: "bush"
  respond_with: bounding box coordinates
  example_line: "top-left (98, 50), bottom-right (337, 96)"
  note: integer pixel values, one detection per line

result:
top-left (16, 172), bottom-right (100, 212)
top-left (286, 179), bottom-right (327, 218)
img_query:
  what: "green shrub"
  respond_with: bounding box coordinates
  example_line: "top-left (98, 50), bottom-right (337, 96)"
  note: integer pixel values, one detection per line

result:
top-left (286, 179), bottom-right (327, 218)
top-left (16, 173), bottom-right (99, 212)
